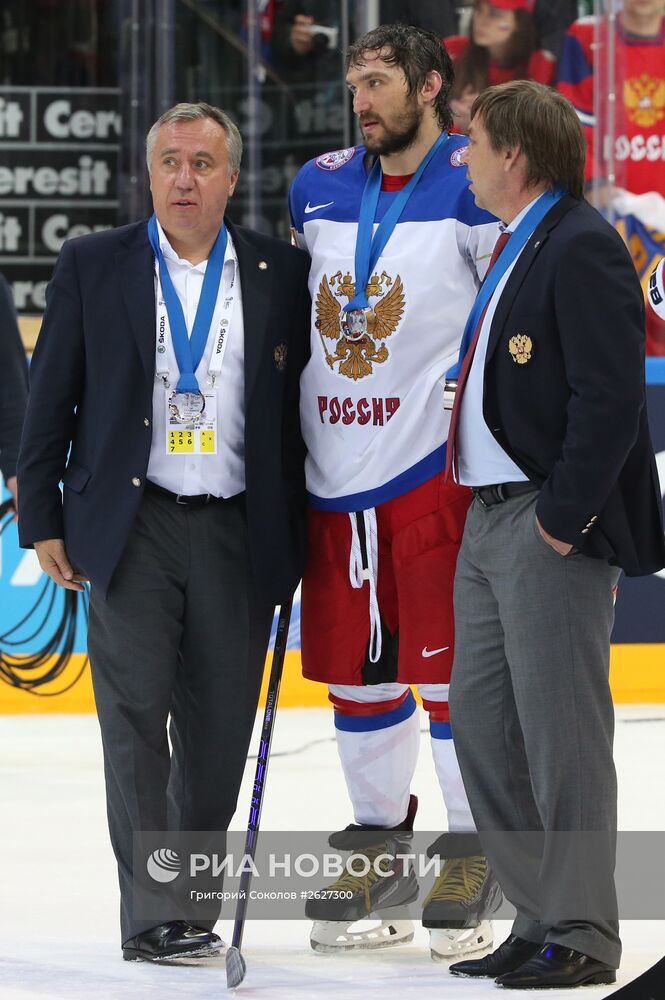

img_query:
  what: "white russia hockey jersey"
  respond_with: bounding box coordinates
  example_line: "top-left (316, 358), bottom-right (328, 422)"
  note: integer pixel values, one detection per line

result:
top-left (289, 136), bottom-right (499, 511)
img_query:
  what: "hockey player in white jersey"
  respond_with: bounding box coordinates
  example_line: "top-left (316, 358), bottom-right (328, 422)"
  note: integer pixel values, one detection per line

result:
top-left (289, 24), bottom-right (501, 959)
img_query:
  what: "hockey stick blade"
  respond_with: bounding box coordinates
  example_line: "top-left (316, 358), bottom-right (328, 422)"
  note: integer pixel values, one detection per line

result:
top-left (225, 597), bottom-right (293, 989)
top-left (225, 945), bottom-right (246, 989)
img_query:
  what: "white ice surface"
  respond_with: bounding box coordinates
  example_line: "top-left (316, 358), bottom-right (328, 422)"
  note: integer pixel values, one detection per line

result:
top-left (1, 706), bottom-right (663, 999)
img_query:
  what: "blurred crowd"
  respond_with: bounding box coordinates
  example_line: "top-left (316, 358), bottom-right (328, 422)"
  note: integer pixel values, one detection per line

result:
top-left (0, 0), bottom-right (663, 351)
top-left (167, 0), bottom-right (664, 350)
top-left (251, 0), bottom-right (665, 353)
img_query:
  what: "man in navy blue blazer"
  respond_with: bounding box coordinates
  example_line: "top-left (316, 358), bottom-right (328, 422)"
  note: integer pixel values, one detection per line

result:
top-left (18, 103), bottom-right (311, 962)
top-left (446, 81), bottom-right (665, 990)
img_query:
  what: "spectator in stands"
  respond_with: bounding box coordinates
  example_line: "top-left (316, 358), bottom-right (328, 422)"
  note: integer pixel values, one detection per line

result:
top-left (188, 1), bottom-right (246, 105)
top-left (274, 2), bottom-right (462, 86)
top-left (380, 0), bottom-right (459, 37)
top-left (557, 0), bottom-right (665, 354)
top-left (533, 0), bottom-right (579, 59)
top-left (445, 0), bottom-right (556, 132)
top-left (272, 1), bottom-right (340, 84)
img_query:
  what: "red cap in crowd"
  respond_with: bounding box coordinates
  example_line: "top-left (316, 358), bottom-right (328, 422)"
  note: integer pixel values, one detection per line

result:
top-left (483, 0), bottom-right (536, 11)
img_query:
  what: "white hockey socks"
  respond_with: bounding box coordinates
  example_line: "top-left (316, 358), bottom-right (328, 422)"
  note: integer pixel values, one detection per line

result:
top-left (330, 685), bottom-right (420, 829)
top-left (423, 697), bottom-right (475, 833)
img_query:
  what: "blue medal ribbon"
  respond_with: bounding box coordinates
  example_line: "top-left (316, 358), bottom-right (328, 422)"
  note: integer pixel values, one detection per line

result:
top-left (446, 188), bottom-right (564, 380)
top-left (147, 214), bottom-right (228, 393)
top-left (345, 132), bottom-right (448, 314)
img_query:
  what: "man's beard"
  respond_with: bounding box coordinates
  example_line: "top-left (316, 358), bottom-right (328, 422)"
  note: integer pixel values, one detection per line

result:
top-left (360, 100), bottom-right (424, 156)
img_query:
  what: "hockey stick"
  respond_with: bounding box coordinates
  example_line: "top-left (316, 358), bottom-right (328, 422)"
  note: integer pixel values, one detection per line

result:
top-left (226, 596), bottom-right (293, 989)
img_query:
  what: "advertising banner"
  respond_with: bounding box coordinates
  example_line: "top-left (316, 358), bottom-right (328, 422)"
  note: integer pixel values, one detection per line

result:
top-left (0, 87), bottom-right (120, 312)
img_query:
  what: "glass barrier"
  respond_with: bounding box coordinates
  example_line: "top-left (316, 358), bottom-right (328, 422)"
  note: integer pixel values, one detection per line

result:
top-left (0, 3), bottom-right (121, 313)
top-left (597, 0), bottom-right (665, 355)
top-left (171, 0), bottom-right (358, 239)
top-left (1, 0), bottom-right (663, 353)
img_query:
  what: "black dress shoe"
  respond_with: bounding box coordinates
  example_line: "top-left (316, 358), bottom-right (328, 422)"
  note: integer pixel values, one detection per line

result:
top-left (122, 921), bottom-right (224, 962)
top-left (496, 943), bottom-right (617, 989)
top-left (449, 934), bottom-right (541, 978)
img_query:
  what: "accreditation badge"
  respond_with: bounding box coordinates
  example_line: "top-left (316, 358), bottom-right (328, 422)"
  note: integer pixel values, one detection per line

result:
top-left (165, 390), bottom-right (217, 455)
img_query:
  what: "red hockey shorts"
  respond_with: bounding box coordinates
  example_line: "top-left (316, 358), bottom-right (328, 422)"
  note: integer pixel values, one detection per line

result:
top-left (301, 471), bottom-right (471, 686)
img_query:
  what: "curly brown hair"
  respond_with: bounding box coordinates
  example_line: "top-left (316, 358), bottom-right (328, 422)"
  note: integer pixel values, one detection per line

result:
top-left (347, 23), bottom-right (455, 132)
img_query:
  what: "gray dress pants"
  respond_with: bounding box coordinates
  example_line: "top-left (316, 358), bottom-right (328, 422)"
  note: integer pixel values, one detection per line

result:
top-left (88, 489), bottom-right (274, 944)
top-left (449, 490), bottom-right (622, 968)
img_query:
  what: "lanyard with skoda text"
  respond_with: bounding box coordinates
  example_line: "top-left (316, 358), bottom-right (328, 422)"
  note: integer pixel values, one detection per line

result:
top-left (153, 254), bottom-right (237, 388)
top-left (344, 131), bottom-right (448, 315)
top-left (446, 188), bottom-right (564, 380)
top-left (147, 214), bottom-right (228, 393)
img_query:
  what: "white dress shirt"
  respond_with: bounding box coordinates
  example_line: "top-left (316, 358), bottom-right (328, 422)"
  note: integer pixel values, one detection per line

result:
top-left (457, 196), bottom-right (543, 487)
top-left (146, 221), bottom-right (246, 497)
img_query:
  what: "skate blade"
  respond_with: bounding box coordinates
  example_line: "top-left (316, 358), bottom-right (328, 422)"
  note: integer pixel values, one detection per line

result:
top-left (311, 916), bottom-right (415, 953)
top-left (225, 946), bottom-right (246, 988)
top-left (429, 920), bottom-right (494, 961)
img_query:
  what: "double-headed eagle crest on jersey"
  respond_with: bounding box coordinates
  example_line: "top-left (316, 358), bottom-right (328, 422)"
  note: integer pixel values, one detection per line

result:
top-left (314, 270), bottom-right (405, 379)
top-left (624, 74), bottom-right (665, 128)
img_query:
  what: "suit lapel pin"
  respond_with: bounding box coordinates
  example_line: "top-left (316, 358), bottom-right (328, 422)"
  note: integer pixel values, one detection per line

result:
top-left (273, 342), bottom-right (288, 371)
top-left (508, 334), bottom-right (533, 365)
top-left (258, 260), bottom-right (268, 270)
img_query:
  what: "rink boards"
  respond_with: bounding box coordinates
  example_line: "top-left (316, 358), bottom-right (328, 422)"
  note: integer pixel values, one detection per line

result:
top-left (1, 367), bottom-right (664, 713)
top-left (0, 643), bottom-right (664, 714)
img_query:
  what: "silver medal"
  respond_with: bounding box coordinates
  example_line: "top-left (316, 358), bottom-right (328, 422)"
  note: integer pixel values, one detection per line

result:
top-left (341, 307), bottom-right (370, 342)
top-left (168, 390), bottom-right (206, 425)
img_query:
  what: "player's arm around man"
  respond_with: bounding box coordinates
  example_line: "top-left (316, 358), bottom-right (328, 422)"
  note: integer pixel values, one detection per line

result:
top-left (288, 23), bottom-right (504, 961)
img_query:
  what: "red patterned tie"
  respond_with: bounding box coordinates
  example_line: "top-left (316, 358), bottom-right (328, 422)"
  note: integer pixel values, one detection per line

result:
top-left (444, 230), bottom-right (512, 482)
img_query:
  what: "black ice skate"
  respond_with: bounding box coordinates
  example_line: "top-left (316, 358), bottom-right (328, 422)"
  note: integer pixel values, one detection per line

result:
top-left (306, 795), bottom-right (419, 952)
top-left (422, 834), bottom-right (502, 961)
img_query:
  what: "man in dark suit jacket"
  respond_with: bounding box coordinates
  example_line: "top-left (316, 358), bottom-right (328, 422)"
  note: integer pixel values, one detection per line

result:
top-left (17, 102), bottom-right (311, 962)
top-left (0, 273), bottom-right (28, 518)
top-left (444, 82), bottom-right (665, 990)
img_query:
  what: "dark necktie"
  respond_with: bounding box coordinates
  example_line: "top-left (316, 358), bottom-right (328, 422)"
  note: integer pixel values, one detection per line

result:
top-left (444, 230), bottom-right (512, 482)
